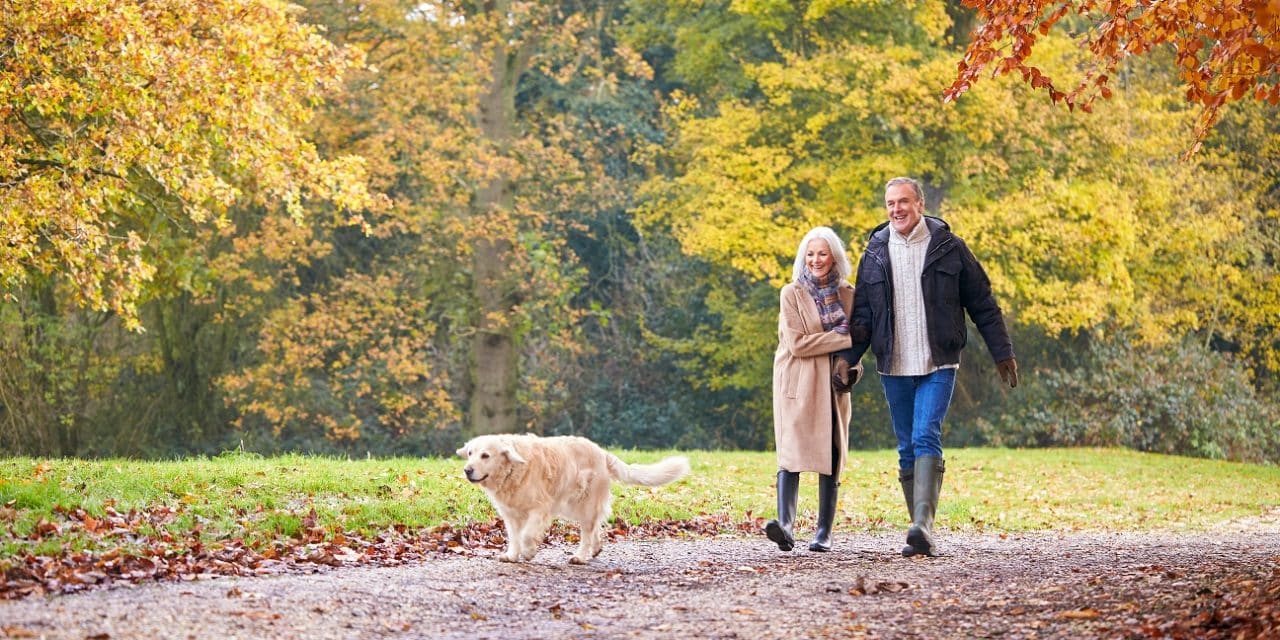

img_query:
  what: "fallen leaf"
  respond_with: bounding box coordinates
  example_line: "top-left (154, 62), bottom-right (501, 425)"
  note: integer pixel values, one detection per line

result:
top-left (1058, 608), bottom-right (1101, 619)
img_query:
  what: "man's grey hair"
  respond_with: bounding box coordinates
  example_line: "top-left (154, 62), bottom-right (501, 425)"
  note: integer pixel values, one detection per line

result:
top-left (885, 176), bottom-right (925, 207)
top-left (791, 226), bottom-right (852, 283)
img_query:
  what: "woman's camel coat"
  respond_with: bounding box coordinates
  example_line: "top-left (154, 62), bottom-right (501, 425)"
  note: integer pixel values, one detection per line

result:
top-left (772, 280), bottom-right (859, 477)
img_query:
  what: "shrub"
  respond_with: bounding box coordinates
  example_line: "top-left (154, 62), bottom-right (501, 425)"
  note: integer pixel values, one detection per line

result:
top-left (982, 336), bottom-right (1280, 464)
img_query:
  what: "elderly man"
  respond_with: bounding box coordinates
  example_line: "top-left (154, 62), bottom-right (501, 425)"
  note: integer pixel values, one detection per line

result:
top-left (834, 176), bottom-right (1017, 557)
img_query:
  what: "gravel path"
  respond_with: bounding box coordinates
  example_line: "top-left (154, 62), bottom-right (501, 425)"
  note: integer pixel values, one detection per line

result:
top-left (3, 523), bottom-right (1278, 639)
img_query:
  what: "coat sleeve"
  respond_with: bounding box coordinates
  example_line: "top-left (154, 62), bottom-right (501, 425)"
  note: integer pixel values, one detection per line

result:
top-left (779, 286), bottom-right (852, 358)
top-left (957, 238), bottom-right (1015, 363)
top-left (835, 255), bottom-right (872, 366)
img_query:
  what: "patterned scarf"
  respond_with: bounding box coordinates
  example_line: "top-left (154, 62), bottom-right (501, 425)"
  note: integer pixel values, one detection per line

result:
top-left (800, 267), bottom-right (848, 334)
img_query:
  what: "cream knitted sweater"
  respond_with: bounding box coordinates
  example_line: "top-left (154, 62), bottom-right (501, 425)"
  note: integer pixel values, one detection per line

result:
top-left (887, 219), bottom-right (957, 375)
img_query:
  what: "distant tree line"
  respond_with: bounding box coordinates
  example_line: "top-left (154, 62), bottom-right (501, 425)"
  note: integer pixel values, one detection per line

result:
top-left (1, 0), bottom-right (1277, 463)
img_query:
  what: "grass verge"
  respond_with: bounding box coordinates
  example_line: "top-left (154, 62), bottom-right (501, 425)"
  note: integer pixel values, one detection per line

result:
top-left (2, 447), bottom-right (1277, 562)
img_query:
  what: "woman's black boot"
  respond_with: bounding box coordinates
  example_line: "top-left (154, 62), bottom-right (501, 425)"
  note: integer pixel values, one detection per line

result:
top-left (808, 474), bottom-right (838, 552)
top-left (765, 470), bottom-right (800, 551)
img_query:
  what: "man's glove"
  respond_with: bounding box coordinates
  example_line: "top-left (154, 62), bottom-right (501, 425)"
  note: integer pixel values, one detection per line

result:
top-left (996, 358), bottom-right (1018, 389)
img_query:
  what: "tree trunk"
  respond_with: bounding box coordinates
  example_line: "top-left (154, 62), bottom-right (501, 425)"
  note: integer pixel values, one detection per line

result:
top-left (468, 9), bottom-right (526, 436)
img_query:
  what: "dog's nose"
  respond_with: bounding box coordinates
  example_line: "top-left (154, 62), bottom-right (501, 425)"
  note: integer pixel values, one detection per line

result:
top-left (464, 467), bottom-right (473, 479)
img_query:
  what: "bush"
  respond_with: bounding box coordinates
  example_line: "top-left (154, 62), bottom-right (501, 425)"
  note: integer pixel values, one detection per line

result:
top-left (981, 336), bottom-right (1280, 464)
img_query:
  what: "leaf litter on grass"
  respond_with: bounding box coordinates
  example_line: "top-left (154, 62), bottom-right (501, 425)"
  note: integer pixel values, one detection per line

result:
top-left (0, 506), bottom-right (759, 600)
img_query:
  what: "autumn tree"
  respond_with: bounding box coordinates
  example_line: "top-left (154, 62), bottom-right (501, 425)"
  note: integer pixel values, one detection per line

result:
top-left (632, 0), bottom-right (1280, 447)
top-left (455, 0), bottom-right (656, 435)
top-left (215, 0), bottom-right (652, 446)
top-left (0, 0), bottom-right (380, 330)
top-left (0, 0), bottom-right (384, 455)
top-left (945, 0), bottom-right (1280, 149)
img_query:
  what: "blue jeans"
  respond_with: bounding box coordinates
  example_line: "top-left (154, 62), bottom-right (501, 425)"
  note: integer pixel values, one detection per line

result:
top-left (881, 368), bottom-right (957, 470)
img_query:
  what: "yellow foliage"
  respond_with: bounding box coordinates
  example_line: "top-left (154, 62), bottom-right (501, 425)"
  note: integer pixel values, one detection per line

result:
top-left (639, 19), bottom-right (1280, 385)
top-left (221, 271), bottom-right (458, 442)
top-left (0, 0), bottom-right (384, 330)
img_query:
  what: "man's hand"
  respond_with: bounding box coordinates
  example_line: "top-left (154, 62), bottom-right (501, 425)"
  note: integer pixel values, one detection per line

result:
top-left (996, 358), bottom-right (1018, 388)
top-left (832, 358), bottom-right (853, 393)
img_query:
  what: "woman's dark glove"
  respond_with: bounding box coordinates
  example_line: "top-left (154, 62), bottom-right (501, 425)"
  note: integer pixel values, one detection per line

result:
top-left (832, 358), bottom-right (862, 393)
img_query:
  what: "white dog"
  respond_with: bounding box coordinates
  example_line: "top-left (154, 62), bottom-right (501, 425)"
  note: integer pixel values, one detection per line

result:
top-left (457, 433), bottom-right (690, 564)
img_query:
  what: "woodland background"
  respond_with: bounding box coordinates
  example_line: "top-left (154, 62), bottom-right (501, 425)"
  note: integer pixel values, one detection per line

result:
top-left (2, 0), bottom-right (1278, 463)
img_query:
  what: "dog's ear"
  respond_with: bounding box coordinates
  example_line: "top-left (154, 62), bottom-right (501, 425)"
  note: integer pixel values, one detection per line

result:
top-left (500, 442), bottom-right (527, 464)
top-left (455, 447), bottom-right (467, 458)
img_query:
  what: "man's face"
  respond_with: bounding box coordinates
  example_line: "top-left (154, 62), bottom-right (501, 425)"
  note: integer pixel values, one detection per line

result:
top-left (885, 183), bottom-right (924, 236)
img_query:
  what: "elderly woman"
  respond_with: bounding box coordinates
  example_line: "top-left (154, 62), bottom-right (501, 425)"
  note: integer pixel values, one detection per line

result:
top-left (766, 226), bottom-right (863, 552)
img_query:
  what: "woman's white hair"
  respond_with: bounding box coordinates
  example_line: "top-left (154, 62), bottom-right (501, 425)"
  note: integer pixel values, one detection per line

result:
top-left (791, 226), bottom-right (851, 283)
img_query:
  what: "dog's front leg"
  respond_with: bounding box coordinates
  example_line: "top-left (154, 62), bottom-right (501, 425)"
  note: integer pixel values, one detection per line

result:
top-left (517, 512), bottom-right (551, 562)
top-left (496, 508), bottom-right (524, 562)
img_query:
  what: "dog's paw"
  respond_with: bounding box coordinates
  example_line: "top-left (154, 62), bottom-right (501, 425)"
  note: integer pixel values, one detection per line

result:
top-left (568, 555), bottom-right (589, 565)
top-left (498, 551), bottom-right (518, 563)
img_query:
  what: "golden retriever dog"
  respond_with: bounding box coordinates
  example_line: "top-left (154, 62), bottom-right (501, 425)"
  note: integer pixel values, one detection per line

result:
top-left (457, 433), bottom-right (690, 564)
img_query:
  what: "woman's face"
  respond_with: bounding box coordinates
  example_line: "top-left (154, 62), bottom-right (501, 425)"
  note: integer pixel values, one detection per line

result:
top-left (805, 238), bottom-right (833, 279)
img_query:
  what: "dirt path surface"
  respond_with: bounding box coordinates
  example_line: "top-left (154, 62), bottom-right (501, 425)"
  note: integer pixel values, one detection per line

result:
top-left (3, 526), bottom-right (1278, 639)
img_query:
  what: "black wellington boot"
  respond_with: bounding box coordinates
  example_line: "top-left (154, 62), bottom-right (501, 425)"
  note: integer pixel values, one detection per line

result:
top-left (905, 456), bottom-right (945, 558)
top-left (898, 468), bottom-right (916, 557)
top-left (808, 474), bottom-right (838, 552)
top-left (765, 470), bottom-right (799, 551)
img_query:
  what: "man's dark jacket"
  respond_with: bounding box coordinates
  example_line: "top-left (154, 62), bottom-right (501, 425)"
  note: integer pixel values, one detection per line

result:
top-left (838, 216), bottom-right (1014, 374)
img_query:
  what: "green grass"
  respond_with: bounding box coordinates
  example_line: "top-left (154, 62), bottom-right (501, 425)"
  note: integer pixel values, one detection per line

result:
top-left (1, 448), bottom-right (1277, 561)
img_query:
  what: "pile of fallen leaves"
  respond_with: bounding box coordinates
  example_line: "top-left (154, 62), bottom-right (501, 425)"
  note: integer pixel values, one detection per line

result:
top-left (1, 504), bottom-right (761, 600)
top-left (1147, 562), bottom-right (1280, 639)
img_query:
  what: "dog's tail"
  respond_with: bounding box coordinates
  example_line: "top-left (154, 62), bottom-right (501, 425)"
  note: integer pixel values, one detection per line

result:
top-left (606, 454), bottom-right (690, 487)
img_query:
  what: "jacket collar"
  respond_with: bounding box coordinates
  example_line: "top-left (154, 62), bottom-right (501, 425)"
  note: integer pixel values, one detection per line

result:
top-left (866, 216), bottom-right (955, 271)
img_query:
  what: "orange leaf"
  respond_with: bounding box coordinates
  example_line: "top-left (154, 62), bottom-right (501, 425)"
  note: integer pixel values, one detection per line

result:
top-left (1058, 608), bottom-right (1101, 619)
top-left (35, 520), bottom-right (61, 537)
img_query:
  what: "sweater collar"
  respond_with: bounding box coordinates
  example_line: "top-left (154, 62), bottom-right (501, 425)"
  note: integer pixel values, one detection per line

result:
top-left (889, 217), bottom-right (930, 246)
